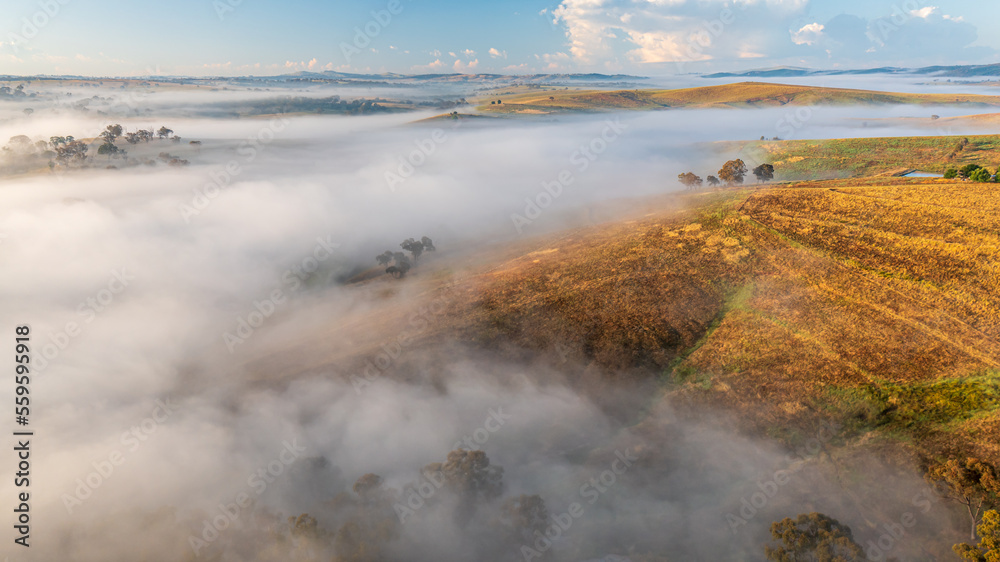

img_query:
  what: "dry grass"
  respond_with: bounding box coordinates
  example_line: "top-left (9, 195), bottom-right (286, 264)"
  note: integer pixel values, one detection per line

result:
top-left (476, 82), bottom-right (1000, 114)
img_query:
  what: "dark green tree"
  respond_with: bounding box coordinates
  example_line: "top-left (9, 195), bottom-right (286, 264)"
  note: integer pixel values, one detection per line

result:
top-left (754, 163), bottom-right (775, 183)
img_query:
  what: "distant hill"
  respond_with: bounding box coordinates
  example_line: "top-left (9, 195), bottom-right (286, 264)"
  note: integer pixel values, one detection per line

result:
top-left (477, 81), bottom-right (1000, 114)
top-left (705, 63), bottom-right (1000, 78)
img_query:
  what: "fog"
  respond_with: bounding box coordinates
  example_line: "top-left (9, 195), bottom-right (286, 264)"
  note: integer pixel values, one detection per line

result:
top-left (0, 81), bottom-right (971, 561)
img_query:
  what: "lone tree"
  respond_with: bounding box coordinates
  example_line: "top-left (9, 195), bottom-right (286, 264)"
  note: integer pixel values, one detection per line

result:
top-left (954, 509), bottom-right (1000, 561)
top-left (157, 126), bottom-right (173, 139)
top-left (401, 238), bottom-right (425, 262)
top-left (100, 124), bottom-right (123, 144)
top-left (765, 513), bottom-right (865, 561)
top-left (422, 449), bottom-right (504, 524)
top-left (930, 457), bottom-right (1000, 541)
top-left (753, 163), bottom-right (775, 183)
top-left (719, 159), bottom-right (748, 185)
top-left (677, 172), bottom-right (704, 190)
top-left (706, 175), bottom-right (720, 186)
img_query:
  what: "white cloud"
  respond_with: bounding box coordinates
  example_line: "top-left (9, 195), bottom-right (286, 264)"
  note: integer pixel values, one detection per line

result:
top-left (791, 22), bottom-right (825, 46)
top-left (488, 48), bottom-right (507, 59)
top-left (625, 31), bottom-right (695, 63)
top-left (453, 58), bottom-right (479, 72)
top-left (462, 49), bottom-right (476, 58)
top-left (412, 59), bottom-right (445, 72)
top-left (911, 6), bottom-right (937, 19)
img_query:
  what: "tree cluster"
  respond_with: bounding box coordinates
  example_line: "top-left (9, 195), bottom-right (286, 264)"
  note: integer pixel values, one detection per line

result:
top-left (1, 124), bottom-right (186, 174)
top-left (376, 237), bottom-right (435, 279)
top-left (0, 84), bottom-right (31, 98)
top-left (194, 448), bottom-right (550, 562)
top-left (944, 164), bottom-right (997, 183)
top-left (678, 159), bottom-right (775, 191)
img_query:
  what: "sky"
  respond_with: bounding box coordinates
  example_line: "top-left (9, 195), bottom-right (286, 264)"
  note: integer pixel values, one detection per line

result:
top-left (0, 0), bottom-right (997, 77)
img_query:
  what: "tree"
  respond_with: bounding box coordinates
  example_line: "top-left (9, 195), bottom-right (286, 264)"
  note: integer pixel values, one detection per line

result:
top-left (401, 238), bottom-right (425, 262)
top-left (930, 458), bottom-right (1000, 540)
top-left (420, 236), bottom-right (436, 253)
top-left (753, 163), bottom-right (775, 183)
top-left (765, 513), bottom-right (865, 562)
top-left (98, 141), bottom-right (124, 160)
top-left (6, 135), bottom-right (32, 152)
top-left (332, 474), bottom-right (400, 562)
top-left (422, 449), bottom-right (504, 524)
top-left (157, 126), bottom-right (173, 139)
top-left (707, 175), bottom-right (720, 186)
top-left (375, 251), bottom-right (394, 267)
top-left (677, 172), bottom-right (704, 190)
top-left (970, 168), bottom-right (994, 183)
top-left (960, 164), bottom-right (983, 179)
top-left (498, 494), bottom-right (550, 552)
top-left (100, 124), bottom-right (123, 144)
top-left (719, 159), bottom-right (748, 185)
top-left (55, 139), bottom-right (88, 164)
top-left (945, 168), bottom-right (959, 179)
top-left (954, 509), bottom-right (1000, 561)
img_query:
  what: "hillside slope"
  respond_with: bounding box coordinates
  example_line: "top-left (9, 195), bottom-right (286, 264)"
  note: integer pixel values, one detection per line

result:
top-left (476, 82), bottom-right (1000, 114)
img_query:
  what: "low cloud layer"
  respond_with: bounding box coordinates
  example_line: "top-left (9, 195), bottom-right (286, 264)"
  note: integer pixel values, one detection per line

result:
top-left (0, 82), bottom-right (977, 560)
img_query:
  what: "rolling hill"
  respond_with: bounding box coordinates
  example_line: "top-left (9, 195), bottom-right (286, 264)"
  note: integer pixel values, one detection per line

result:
top-left (476, 82), bottom-right (1000, 114)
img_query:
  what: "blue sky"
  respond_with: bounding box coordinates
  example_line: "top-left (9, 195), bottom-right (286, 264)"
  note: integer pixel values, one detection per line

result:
top-left (1, 0), bottom-right (997, 76)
